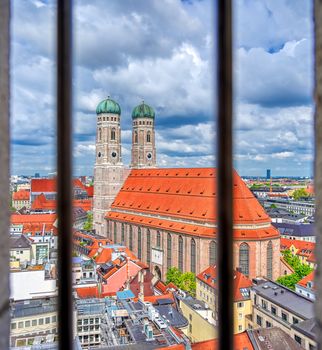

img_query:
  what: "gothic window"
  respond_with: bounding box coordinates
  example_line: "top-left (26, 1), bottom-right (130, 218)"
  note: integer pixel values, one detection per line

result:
top-left (113, 222), bottom-right (117, 243)
top-left (167, 233), bottom-right (172, 269)
top-left (191, 238), bottom-right (196, 273)
top-left (138, 227), bottom-right (142, 259)
top-left (267, 241), bottom-right (273, 279)
top-left (157, 231), bottom-right (161, 247)
top-left (98, 128), bottom-right (102, 141)
top-left (147, 229), bottom-right (151, 264)
top-left (178, 235), bottom-right (183, 271)
top-left (209, 241), bottom-right (217, 266)
top-left (111, 128), bottom-right (116, 140)
top-left (129, 225), bottom-right (133, 251)
top-left (121, 223), bottom-right (125, 243)
top-left (134, 131), bottom-right (138, 143)
top-left (147, 131), bottom-right (151, 143)
top-left (239, 243), bottom-right (249, 276)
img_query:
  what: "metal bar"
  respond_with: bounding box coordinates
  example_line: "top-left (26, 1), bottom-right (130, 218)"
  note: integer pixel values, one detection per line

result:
top-left (0, 0), bottom-right (10, 348)
top-left (314, 1), bottom-right (322, 349)
top-left (57, 1), bottom-right (73, 349)
top-left (217, 1), bottom-right (234, 349)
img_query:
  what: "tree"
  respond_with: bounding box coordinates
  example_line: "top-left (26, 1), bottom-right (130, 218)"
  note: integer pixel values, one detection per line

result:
top-left (292, 188), bottom-right (309, 201)
top-left (166, 267), bottom-right (196, 296)
top-left (278, 249), bottom-right (313, 289)
top-left (83, 212), bottom-right (93, 231)
top-left (166, 267), bottom-right (182, 286)
top-left (276, 274), bottom-right (301, 290)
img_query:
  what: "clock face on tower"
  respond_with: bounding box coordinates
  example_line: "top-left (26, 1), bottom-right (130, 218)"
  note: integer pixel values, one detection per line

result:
top-left (147, 152), bottom-right (152, 160)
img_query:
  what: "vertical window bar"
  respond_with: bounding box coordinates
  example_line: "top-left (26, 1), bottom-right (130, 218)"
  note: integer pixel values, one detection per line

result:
top-left (314, 1), bottom-right (322, 349)
top-left (217, 1), bottom-right (233, 349)
top-left (57, 1), bottom-right (73, 349)
top-left (0, 1), bottom-right (10, 348)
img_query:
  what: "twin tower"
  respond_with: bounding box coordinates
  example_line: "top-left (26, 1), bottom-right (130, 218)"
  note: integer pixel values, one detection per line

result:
top-left (93, 97), bottom-right (156, 235)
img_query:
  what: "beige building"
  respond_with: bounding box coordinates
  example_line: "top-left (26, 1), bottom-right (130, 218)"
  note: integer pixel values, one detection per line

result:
top-left (179, 296), bottom-right (217, 342)
top-left (196, 266), bottom-right (253, 334)
top-left (250, 280), bottom-right (316, 349)
top-left (10, 298), bottom-right (57, 347)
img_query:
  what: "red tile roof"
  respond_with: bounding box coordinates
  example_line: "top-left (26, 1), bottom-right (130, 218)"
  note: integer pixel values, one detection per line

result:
top-left (107, 168), bottom-right (279, 240)
top-left (297, 271), bottom-right (315, 289)
top-left (31, 179), bottom-right (56, 193)
top-left (197, 265), bottom-right (252, 302)
top-left (31, 194), bottom-right (92, 212)
top-left (11, 213), bottom-right (57, 235)
top-left (12, 189), bottom-right (30, 201)
top-left (31, 178), bottom-right (93, 197)
top-left (191, 332), bottom-right (254, 350)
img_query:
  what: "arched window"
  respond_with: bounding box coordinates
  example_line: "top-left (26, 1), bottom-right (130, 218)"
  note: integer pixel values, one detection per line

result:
top-left (111, 128), bottom-right (116, 140)
top-left (267, 241), bottom-right (273, 279)
top-left (146, 229), bottom-right (151, 264)
top-left (239, 243), bottom-right (249, 276)
top-left (138, 227), bottom-right (142, 259)
top-left (209, 241), bottom-right (217, 266)
top-left (98, 128), bottom-right (102, 141)
top-left (178, 236), bottom-right (183, 271)
top-left (147, 131), bottom-right (151, 143)
top-left (167, 233), bottom-right (172, 269)
top-left (129, 225), bottom-right (133, 251)
top-left (157, 231), bottom-right (161, 247)
top-left (134, 131), bottom-right (138, 143)
top-left (191, 238), bottom-right (196, 273)
top-left (121, 223), bottom-right (125, 243)
top-left (113, 222), bottom-right (117, 243)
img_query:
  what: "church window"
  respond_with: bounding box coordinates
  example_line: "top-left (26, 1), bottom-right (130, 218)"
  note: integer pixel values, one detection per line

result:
top-left (191, 238), bottom-right (196, 273)
top-left (147, 229), bottom-right (151, 264)
top-left (239, 243), bottom-right (249, 276)
top-left (147, 131), bottom-right (151, 143)
top-left (113, 222), bottom-right (117, 243)
top-left (178, 235), bottom-right (183, 271)
top-left (167, 233), bottom-right (172, 269)
top-left (129, 225), bottom-right (133, 251)
top-left (157, 231), bottom-right (161, 247)
top-left (121, 223), bottom-right (125, 243)
top-left (98, 128), bottom-right (102, 141)
top-left (134, 131), bottom-right (138, 143)
top-left (111, 128), bottom-right (116, 140)
top-left (138, 227), bottom-right (142, 259)
top-left (267, 241), bottom-right (273, 279)
top-left (209, 241), bottom-right (217, 266)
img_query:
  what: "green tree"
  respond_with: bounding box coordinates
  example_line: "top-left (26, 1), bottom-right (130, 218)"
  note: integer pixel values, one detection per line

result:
top-left (278, 249), bottom-right (313, 289)
top-left (166, 267), bottom-right (196, 296)
top-left (292, 188), bottom-right (309, 201)
top-left (83, 212), bottom-right (93, 231)
top-left (276, 274), bottom-right (301, 290)
top-left (166, 267), bottom-right (182, 286)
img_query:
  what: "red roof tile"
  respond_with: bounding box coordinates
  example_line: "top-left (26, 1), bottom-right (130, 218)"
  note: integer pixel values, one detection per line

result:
top-left (197, 265), bottom-right (252, 302)
top-left (297, 271), bottom-right (315, 289)
top-left (191, 332), bottom-right (254, 350)
top-left (108, 168), bottom-right (279, 240)
top-left (12, 190), bottom-right (30, 201)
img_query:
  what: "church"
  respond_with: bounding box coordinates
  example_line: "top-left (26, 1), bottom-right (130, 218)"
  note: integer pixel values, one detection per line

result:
top-left (93, 97), bottom-right (280, 280)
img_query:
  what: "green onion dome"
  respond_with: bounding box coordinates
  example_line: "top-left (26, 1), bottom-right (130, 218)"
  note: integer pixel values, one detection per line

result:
top-left (132, 101), bottom-right (155, 119)
top-left (96, 96), bottom-right (121, 115)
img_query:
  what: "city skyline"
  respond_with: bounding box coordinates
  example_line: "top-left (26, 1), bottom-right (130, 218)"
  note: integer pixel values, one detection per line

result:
top-left (11, 0), bottom-right (313, 176)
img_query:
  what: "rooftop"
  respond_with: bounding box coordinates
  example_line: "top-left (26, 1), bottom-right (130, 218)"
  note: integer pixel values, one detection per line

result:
top-left (108, 168), bottom-right (279, 240)
top-left (252, 280), bottom-right (314, 319)
top-left (11, 298), bottom-right (57, 319)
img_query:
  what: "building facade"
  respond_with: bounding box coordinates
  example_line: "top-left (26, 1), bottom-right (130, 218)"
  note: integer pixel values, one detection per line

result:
top-left (93, 97), bottom-right (125, 235)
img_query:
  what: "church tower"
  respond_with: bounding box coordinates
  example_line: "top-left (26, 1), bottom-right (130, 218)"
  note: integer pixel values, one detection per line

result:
top-left (93, 97), bottom-right (124, 236)
top-left (131, 101), bottom-right (156, 168)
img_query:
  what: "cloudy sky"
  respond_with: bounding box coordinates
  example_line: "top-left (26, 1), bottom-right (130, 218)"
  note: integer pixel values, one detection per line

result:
top-left (11, 0), bottom-right (313, 177)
